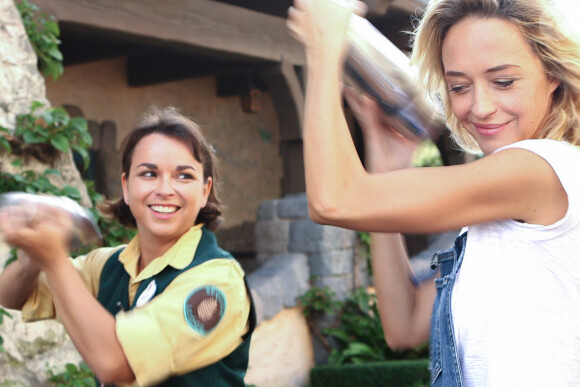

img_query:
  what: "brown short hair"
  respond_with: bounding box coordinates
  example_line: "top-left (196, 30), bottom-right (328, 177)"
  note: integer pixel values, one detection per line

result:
top-left (101, 107), bottom-right (222, 230)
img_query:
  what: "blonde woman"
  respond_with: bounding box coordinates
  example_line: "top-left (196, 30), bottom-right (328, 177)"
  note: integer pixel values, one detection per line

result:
top-left (287, 0), bottom-right (580, 385)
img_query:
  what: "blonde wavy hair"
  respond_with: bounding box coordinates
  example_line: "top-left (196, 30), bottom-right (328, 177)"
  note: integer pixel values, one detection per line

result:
top-left (410, 0), bottom-right (580, 152)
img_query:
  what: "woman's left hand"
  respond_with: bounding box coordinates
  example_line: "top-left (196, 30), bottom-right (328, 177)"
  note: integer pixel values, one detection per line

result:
top-left (0, 204), bottom-right (72, 268)
top-left (344, 86), bottom-right (422, 172)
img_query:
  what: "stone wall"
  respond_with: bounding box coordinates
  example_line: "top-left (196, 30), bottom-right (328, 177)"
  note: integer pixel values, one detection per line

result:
top-left (251, 193), bottom-right (370, 369)
top-left (254, 193), bottom-right (369, 301)
top-left (0, 0), bottom-right (47, 128)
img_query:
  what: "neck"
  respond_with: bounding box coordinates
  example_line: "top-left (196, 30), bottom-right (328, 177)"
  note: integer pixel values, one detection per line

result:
top-left (136, 235), bottom-right (179, 274)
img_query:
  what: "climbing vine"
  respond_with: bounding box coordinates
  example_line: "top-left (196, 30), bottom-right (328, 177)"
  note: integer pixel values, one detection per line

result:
top-left (16, 0), bottom-right (64, 81)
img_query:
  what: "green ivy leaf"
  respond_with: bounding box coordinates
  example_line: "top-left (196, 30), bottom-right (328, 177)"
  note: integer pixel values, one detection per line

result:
top-left (50, 134), bottom-right (69, 153)
top-left (44, 19), bottom-right (59, 35)
top-left (44, 168), bottom-right (61, 176)
top-left (49, 46), bottom-right (63, 60)
top-left (62, 187), bottom-right (81, 201)
top-left (0, 308), bottom-right (11, 324)
top-left (0, 136), bottom-right (11, 153)
top-left (74, 146), bottom-right (90, 171)
top-left (30, 100), bottom-right (44, 111)
top-left (22, 130), bottom-right (46, 144)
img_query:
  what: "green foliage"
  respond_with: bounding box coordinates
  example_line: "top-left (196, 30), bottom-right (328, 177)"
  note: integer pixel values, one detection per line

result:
top-left (83, 180), bottom-right (136, 251)
top-left (48, 362), bottom-right (96, 387)
top-left (0, 166), bottom-right (80, 198)
top-left (0, 127), bottom-right (11, 153)
top-left (356, 231), bottom-right (372, 276)
top-left (357, 230), bottom-right (371, 247)
top-left (96, 215), bottom-right (137, 249)
top-left (413, 140), bottom-right (443, 168)
top-left (0, 308), bottom-right (12, 326)
top-left (1, 101), bottom-right (92, 169)
top-left (299, 286), bottom-right (340, 319)
top-left (310, 359), bottom-right (430, 387)
top-left (4, 248), bottom-right (17, 268)
top-left (0, 308), bottom-right (12, 353)
top-left (325, 288), bottom-right (388, 365)
top-left (16, 0), bottom-right (64, 81)
top-left (301, 287), bottom-right (428, 366)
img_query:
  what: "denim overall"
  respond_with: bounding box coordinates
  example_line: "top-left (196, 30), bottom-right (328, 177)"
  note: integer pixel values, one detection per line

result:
top-left (429, 232), bottom-right (467, 386)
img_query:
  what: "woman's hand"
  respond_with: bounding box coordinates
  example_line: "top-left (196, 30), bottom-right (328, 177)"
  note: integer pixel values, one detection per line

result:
top-left (287, 0), bottom-right (366, 62)
top-left (344, 86), bottom-right (421, 173)
top-left (0, 204), bottom-right (72, 269)
top-left (1, 204), bottom-right (134, 382)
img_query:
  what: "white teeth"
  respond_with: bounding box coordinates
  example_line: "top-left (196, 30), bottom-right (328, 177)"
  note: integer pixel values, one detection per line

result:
top-left (151, 205), bottom-right (178, 214)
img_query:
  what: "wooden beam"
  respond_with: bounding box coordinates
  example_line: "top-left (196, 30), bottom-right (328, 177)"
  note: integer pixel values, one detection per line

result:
top-left (126, 52), bottom-right (273, 87)
top-left (261, 59), bottom-right (305, 194)
top-left (33, 0), bottom-right (306, 66)
top-left (261, 59), bottom-right (304, 142)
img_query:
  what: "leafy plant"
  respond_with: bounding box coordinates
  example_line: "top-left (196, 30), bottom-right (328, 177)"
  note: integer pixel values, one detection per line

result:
top-left (4, 249), bottom-right (17, 268)
top-left (302, 287), bottom-right (428, 366)
top-left (356, 231), bottom-right (372, 276)
top-left (299, 286), bottom-right (340, 319)
top-left (0, 308), bottom-right (12, 353)
top-left (16, 0), bottom-right (64, 81)
top-left (413, 140), bottom-right (443, 168)
top-left (1, 101), bottom-right (92, 169)
top-left (0, 127), bottom-right (11, 153)
top-left (1, 166), bottom-right (80, 198)
top-left (82, 180), bottom-right (136, 252)
top-left (48, 362), bottom-right (96, 387)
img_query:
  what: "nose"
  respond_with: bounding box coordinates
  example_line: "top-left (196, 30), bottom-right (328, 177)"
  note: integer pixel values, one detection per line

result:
top-left (471, 85), bottom-right (496, 119)
top-left (156, 175), bottom-right (175, 196)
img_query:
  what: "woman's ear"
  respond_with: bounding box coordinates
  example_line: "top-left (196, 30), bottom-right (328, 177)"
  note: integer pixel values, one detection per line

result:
top-left (548, 76), bottom-right (561, 95)
top-left (202, 177), bottom-right (212, 208)
top-left (121, 173), bottom-right (129, 205)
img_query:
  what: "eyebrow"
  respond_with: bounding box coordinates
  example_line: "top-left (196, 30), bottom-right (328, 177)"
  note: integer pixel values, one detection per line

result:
top-left (445, 64), bottom-right (520, 77)
top-left (136, 163), bottom-right (197, 171)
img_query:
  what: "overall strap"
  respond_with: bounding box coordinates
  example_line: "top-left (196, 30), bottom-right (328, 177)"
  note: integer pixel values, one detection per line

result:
top-left (97, 248), bottom-right (129, 315)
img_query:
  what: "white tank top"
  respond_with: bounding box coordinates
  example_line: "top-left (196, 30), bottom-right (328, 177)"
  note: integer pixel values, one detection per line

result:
top-left (451, 140), bottom-right (580, 386)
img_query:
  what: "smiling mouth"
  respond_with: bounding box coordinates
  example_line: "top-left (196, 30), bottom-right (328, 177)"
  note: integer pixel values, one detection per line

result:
top-left (150, 205), bottom-right (179, 214)
top-left (473, 122), bottom-right (508, 137)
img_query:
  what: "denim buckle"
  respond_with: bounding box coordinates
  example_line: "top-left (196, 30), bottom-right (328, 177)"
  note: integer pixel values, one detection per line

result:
top-left (430, 252), bottom-right (439, 270)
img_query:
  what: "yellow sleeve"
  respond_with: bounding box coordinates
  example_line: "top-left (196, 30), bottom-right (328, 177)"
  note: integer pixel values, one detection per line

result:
top-left (21, 247), bottom-right (121, 322)
top-left (115, 259), bottom-right (251, 387)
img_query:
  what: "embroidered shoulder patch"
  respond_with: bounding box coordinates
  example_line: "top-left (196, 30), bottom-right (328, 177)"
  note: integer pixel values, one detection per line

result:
top-left (184, 286), bottom-right (226, 336)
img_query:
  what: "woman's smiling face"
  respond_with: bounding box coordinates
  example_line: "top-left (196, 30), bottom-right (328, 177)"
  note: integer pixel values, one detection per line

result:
top-left (442, 17), bottom-right (560, 154)
top-left (121, 133), bottom-right (211, 245)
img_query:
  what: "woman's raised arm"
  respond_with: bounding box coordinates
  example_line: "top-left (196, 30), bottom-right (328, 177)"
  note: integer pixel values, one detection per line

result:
top-left (0, 206), bottom-right (135, 384)
top-left (288, 0), bottom-right (566, 234)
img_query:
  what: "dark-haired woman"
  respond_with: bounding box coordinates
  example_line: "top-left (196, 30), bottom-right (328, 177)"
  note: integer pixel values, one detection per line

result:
top-left (0, 107), bottom-right (255, 386)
